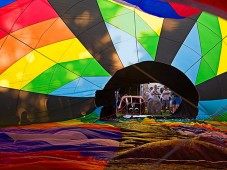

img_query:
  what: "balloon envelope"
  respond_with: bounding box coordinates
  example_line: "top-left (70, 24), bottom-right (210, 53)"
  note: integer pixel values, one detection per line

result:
top-left (0, 0), bottom-right (227, 126)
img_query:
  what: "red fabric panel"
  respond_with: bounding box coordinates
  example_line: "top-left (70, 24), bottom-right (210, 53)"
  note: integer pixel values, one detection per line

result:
top-left (169, 2), bottom-right (201, 17)
top-left (165, 0), bottom-right (227, 18)
top-left (0, 0), bottom-right (58, 39)
top-left (196, 0), bottom-right (227, 12)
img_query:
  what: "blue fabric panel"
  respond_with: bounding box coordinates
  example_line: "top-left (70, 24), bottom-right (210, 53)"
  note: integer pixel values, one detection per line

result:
top-left (172, 24), bottom-right (202, 84)
top-left (0, 0), bottom-right (15, 8)
top-left (185, 61), bottom-right (201, 85)
top-left (197, 99), bottom-right (227, 120)
top-left (124, 0), bottom-right (183, 19)
top-left (106, 22), bottom-right (153, 67)
top-left (50, 76), bottom-right (111, 97)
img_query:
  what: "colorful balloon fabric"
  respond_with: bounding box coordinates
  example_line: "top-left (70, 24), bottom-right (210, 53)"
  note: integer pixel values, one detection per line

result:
top-left (0, 115), bottom-right (227, 169)
top-left (0, 0), bottom-right (227, 127)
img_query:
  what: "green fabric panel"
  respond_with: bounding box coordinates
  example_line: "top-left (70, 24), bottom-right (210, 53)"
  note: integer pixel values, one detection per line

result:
top-left (196, 12), bottom-right (222, 85)
top-left (78, 111), bottom-right (99, 123)
top-left (22, 58), bottom-right (109, 94)
top-left (22, 65), bottom-right (79, 94)
top-left (98, 0), bottom-right (159, 59)
top-left (98, 0), bottom-right (135, 36)
top-left (217, 112), bottom-right (227, 122)
top-left (60, 58), bottom-right (110, 77)
top-left (135, 14), bottom-right (159, 59)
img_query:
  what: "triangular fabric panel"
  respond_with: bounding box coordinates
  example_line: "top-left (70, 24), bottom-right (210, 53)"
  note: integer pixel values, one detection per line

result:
top-left (22, 58), bottom-right (110, 94)
top-left (36, 38), bottom-right (93, 63)
top-left (0, 50), bottom-right (56, 90)
top-left (197, 103), bottom-right (212, 120)
top-left (0, 0), bottom-right (58, 39)
top-left (123, 0), bottom-right (189, 19)
top-left (156, 14), bottom-right (200, 64)
top-left (0, 38), bottom-right (93, 90)
top-left (195, 12), bottom-right (222, 85)
top-left (48, 0), bottom-right (123, 75)
top-left (59, 59), bottom-right (110, 77)
top-left (22, 64), bottom-right (79, 94)
top-left (98, 0), bottom-right (159, 60)
top-left (50, 76), bottom-right (111, 97)
top-left (217, 17), bottom-right (227, 75)
top-left (0, 17), bottom-right (75, 74)
top-left (198, 99), bottom-right (227, 120)
top-left (171, 23), bottom-right (202, 84)
top-left (105, 22), bottom-right (153, 67)
top-left (134, 14), bottom-right (160, 59)
top-left (196, 72), bottom-right (227, 100)
top-left (185, 60), bottom-right (201, 85)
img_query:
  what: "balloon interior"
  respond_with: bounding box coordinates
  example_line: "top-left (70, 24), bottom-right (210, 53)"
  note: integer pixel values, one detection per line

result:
top-left (0, 0), bottom-right (227, 169)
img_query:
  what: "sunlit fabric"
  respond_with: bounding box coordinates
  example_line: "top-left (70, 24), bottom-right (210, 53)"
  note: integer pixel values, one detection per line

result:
top-left (1, 1), bottom-right (227, 169)
top-left (0, 114), bottom-right (226, 169)
top-left (165, 0), bottom-right (227, 19)
top-left (121, 0), bottom-right (201, 18)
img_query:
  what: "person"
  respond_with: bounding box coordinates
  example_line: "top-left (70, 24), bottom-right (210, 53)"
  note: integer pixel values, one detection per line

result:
top-left (160, 86), bottom-right (171, 113)
top-left (149, 85), bottom-right (162, 114)
top-left (171, 92), bottom-right (182, 113)
top-left (144, 89), bottom-right (153, 113)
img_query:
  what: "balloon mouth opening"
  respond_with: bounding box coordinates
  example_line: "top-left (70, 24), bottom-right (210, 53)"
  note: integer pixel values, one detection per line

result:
top-left (95, 61), bottom-right (199, 120)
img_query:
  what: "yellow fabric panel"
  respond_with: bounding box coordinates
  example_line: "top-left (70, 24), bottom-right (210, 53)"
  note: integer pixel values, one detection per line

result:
top-left (0, 37), bottom-right (93, 89)
top-left (0, 17), bottom-right (75, 74)
top-left (0, 51), bottom-right (55, 89)
top-left (0, 35), bottom-right (32, 74)
top-left (135, 10), bottom-right (163, 36)
top-left (36, 38), bottom-right (93, 63)
top-left (217, 17), bottom-right (227, 75)
top-left (109, 0), bottom-right (163, 35)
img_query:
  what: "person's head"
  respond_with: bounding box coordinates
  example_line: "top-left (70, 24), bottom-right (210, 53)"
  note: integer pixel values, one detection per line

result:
top-left (154, 85), bottom-right (157, 90)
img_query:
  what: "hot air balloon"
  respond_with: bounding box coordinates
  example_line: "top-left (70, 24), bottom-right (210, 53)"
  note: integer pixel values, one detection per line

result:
top-left (0, 0), bottom-right (227, 127)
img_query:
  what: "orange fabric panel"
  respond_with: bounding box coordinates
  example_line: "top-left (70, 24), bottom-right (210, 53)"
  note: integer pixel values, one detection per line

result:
top-left (0, 18), bottom-right (75, 74)
top-left (0, 35), bottom-right (32, 74)
top-left (0, 0), bottom-right (58, 39)
top-left (11, 17), bottom-right (75, 49)
top-left (36, 18), bottom-right (75, 48)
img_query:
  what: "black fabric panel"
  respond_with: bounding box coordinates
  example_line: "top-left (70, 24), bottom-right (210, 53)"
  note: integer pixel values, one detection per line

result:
top-left (0, 88), bottom-right (19, 126)
top-left (95, 89), bottom-right (115, 107)
top-left (0, 87), bottom-right (95, 127)
top-left (100, 105), bottom-right (117, 120)
top-left (103, 61), bottom-right (199, 106)
top-left (48, 0), bottom-right (124, 75)
top-left (46, 95), bottom-right (95, 122)
top-left (95, 90), bottom-right (117, 120)
top-left (155, 14), bottom-right (200, 64)
top-left (196, 72), bottom-right (227, 100)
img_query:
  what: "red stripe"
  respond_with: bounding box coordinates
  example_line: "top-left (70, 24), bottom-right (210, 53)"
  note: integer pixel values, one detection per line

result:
top-left (0, 0), bottom-right (58, 39)
top-left (0, 150), bottom-right (108, 169)
top-left (196, 0), bottom-right (227, 12)
top-left (169, 2), bottom-right (201, 17)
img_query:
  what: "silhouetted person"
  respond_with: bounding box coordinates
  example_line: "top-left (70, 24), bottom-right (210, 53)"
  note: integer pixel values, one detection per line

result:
top-left (20, 111), bottom-right (31, 125)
